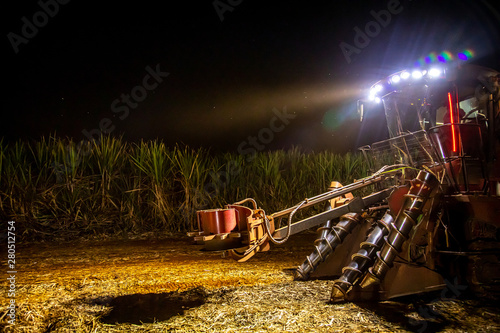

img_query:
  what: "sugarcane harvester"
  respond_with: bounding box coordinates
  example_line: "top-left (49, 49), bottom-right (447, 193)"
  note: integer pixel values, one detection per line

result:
top-left (188, 61), bottom-right (500, 302)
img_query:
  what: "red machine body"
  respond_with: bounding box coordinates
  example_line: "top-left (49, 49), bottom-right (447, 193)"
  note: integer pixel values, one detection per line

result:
top-left (189, 63), bottom-right (500, 301)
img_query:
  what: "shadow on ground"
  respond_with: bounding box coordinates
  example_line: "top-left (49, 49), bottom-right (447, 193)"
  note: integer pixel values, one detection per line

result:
top-left (354, 291), bottom-right (500, 333)
top-left (94, 289), bottom-right (206, 324)
top-left (355, 298), bottom-right (449, 333)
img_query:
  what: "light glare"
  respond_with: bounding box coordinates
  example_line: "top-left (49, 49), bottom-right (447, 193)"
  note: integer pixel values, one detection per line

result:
top-left (412, 70), bottom-right (423, 79)
top-left (401, 71), bottom-right (410, 79)
top-left (428, 68), bottom-right (441, 77)
top-left (391, 75), bottom-right (400, 83)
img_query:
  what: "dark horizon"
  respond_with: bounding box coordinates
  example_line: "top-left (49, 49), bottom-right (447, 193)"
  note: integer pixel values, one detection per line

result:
top-left (4, 0), bottom-right (500, 154)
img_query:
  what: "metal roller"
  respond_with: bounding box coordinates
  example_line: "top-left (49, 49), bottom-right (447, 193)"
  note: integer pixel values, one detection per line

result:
top-left (360, 170), bottom-right (439, 288)
top-left (295, 212), bottom-right (362, 281)
top-left (330, 211), bottom-right (394, 302)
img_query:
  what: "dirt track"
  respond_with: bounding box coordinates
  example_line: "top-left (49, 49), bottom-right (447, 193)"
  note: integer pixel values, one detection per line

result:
top-left (1, 232), bottom-right (499, 332)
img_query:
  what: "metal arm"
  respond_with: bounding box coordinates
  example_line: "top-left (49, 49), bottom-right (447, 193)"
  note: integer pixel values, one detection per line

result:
top-left (269, 165), bottom-right (403, 221)
top-left (191, 164), bottom-right (407, 261)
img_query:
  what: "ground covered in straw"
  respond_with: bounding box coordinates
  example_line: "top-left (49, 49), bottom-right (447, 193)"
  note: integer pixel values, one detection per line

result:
top-left (2, 232), bottom-right (499, 332)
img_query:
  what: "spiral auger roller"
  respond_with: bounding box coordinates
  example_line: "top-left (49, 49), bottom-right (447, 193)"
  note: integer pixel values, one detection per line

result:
top-left (360, 170), bottom-right (439, 288)
top-left (295, 212), bottom-right (362, 281)
top-left (330, 211), bottom-right (394, 302)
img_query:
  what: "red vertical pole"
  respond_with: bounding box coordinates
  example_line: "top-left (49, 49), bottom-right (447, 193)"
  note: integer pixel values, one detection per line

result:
top-left (448, 92), bottom-right (457, 152)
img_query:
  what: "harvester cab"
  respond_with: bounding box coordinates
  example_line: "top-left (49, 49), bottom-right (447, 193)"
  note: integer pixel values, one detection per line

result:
top-left (358, 63), bottom-right (500, 194)
top-left (188, 62), bottom-right (500, 302)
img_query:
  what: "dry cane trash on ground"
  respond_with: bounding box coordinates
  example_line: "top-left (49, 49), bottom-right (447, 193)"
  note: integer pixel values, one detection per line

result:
top-left (1, 232), bottom-right (499, 332)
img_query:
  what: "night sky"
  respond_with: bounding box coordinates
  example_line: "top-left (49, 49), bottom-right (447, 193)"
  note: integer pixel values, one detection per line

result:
top-left (4, 0), bottom-right (500, 153)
